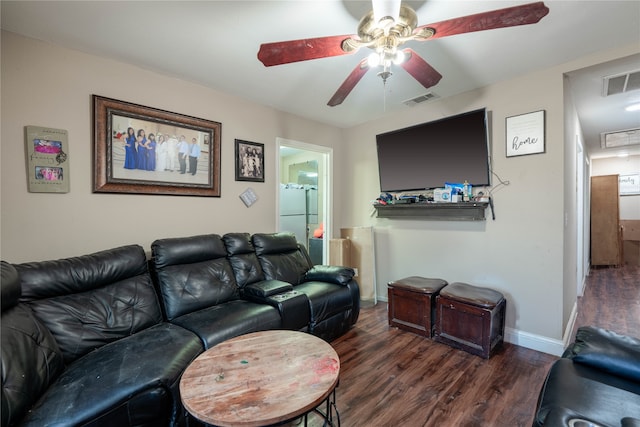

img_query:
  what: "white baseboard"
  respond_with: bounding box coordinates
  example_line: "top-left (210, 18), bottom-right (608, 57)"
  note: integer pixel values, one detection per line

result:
top-left (506, 302), bottom-right (577, 356)
top-left (504, 327), bottom-right (565, 357)
top-left (563, 302), bottom-right (578, 348)
top-left (378, 294), bottom-right (568, 357)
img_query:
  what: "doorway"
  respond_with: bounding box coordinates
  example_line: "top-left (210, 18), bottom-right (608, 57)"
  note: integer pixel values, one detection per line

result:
top-left (576, 137), bottom-right (588, 295)
top-left (277, 138), bottom-right (332, 264)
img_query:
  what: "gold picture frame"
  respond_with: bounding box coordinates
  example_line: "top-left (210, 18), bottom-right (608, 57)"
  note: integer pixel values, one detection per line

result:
top-left (93, 95), bottom-right (221, 196)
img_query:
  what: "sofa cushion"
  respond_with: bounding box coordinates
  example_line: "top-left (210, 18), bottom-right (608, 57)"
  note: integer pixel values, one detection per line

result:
top-left (223, 233), bottom-right (265, 288)
top-left (252, 233), bottom-right (312, 285)
top-left (171, 299), bottom-right (281, 349)
top-left (565, 326), bottom-right (640, 383)
top-left (304, 265), bottom-right (355, 286)
top-left (19, 322), bottom-right (203, 427)
top-left (17, 245), bottom-right (149, 300)
top-left (294, 281), bottom-right (353, 325)
top-left (252, 232), bottom-right (302, 255)
top-left (1, 261), bottom-right (20, 312)
top-left (15, 245), bottom-right (163, 364)
top-left (155, 257), bottom-right (239, 321)
top-left (1, 261), bottom-right (65, 427)
top-left (152, 234), bottom-right (242, 321)
top-left (223, 232), bottom-right (255, 255)
top-left (152, 234), bottom-right (227, 268)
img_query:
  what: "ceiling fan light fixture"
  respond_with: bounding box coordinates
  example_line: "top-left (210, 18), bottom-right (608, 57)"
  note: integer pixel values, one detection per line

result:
top-left (367, 52), bottom-right (381, 67)
top-left (372, 0), bottom-right (401, 29)
top-left (393, 50), bottom-right (405, 65)
top-left (258, 1), bottom-right (551, 107)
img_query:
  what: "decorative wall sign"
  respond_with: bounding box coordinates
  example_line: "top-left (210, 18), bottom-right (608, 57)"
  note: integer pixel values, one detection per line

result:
top-left (506, 110), bottom-right (545, 157)
top-left (93, 95), bottom-right (221, 197)
top-left (235, 139), bottom-right (264, 182)
top-left (239, 187), bottom-right (259, 207)
top-left (25, 125), bottom-right (70, 193)
top-left (619, 173), bottom-right (640, 195)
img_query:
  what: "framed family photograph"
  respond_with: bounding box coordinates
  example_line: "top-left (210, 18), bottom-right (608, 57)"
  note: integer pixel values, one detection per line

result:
top-left (93, 95), bottom-right (221, 196)
top-left (235, 139), bottom-right (264, 182)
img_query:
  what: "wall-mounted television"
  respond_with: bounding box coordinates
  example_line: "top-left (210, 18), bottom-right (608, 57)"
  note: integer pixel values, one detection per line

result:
top-left (376, 108), bottom-right (491, 192)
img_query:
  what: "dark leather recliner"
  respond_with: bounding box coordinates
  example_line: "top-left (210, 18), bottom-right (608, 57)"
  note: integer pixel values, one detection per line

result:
top-left (252, 232), bottom-right (360, 341)
top-left (533, 326), bottom-right (640, 427)
top-left (150, 234), bottom-right (283, 349)
top-left (150, 232), bottom-right (360, 343)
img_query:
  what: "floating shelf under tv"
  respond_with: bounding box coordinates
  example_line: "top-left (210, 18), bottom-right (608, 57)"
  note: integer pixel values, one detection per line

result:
top-left (374, 202), bottom-right (489, 221)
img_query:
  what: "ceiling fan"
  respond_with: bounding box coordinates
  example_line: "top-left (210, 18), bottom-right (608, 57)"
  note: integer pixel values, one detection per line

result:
top-left (258, 1), bottom-right (549, 106)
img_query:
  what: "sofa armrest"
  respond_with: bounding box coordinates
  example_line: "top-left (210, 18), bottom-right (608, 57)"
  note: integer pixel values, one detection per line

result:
top-left (303, 265), bottom-right (355, 286)
top-left (244, 280), bottom-right (293, 299)
top-left (564, 326), bottom-right (640, 382)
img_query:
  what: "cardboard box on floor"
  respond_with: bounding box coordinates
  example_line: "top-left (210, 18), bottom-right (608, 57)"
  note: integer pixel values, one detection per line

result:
top-left (621, 220), bottom-right (640, 266)
top-left (329, 227), bottom-right (377, 305)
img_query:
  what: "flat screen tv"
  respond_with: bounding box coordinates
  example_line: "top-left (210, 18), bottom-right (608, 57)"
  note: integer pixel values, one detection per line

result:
top-left (376, 108), bottom-right (491, 192)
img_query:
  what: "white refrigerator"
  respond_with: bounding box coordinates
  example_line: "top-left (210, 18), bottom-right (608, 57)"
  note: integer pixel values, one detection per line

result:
top-left (279, 187), bottom-right (307, 246)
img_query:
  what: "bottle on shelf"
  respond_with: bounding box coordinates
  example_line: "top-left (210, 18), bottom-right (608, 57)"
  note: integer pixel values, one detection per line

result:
top-left (463, 180), bottom-right (471, 202)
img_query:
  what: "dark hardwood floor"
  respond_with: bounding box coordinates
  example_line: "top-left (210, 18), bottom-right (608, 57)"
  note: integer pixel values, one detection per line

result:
top-left (322, 264), bottom-right (639, 427)
top-left (572, 264), bottom-right (640, 337)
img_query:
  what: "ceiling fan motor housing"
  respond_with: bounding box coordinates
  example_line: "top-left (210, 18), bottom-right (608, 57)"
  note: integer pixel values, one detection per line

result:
top-left (358, 5), bottom-right (418, 41)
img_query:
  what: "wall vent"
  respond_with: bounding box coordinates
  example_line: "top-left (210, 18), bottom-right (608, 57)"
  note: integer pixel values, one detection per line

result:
top-left (403, 92), bottom-right (439, 106)
top-left (603, 70), bottom-right (640, 96)
top-left (600, 128), bottom-right (640, 149)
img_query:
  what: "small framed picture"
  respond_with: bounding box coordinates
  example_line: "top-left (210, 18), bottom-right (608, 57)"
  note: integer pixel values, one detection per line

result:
top-left (25, 125), bottom-right (70, 193)
top-left (235, 139), bottom-right (264, 182)
top-left (506, 110), bottom-right (545, 157)
top-left (619, 174), bottom-right (640, 196)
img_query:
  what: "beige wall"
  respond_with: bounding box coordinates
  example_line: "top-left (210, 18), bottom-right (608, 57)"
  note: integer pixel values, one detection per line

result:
top-left (3, 29), bottom-right (638, 355)
top-left (0, 31), bottom-right (344, 262)
top-left (339, 44), bottom-right (639, 350)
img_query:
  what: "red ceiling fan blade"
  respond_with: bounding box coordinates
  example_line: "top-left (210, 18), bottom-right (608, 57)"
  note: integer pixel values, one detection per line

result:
top-left (327, 58), bottom-right (370, 107)
top-left (400, 49), bottom-right (443, 89)
top-left (258, 34), bottom-right (358, 67)
top-left (415, 1), bottom-right (549, 40)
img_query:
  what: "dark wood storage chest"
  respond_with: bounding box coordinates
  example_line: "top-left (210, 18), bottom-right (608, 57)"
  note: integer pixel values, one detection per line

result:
top-left (434, 282), bottom-right (506, 358)
top-left (387, 277), bottom-right (447, 337)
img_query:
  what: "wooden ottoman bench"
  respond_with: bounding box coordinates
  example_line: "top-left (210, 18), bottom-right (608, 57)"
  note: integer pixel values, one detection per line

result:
top-left (387, 276), bottom-right (448, 337)
top-left (434, 282), bottom-right (506, 358)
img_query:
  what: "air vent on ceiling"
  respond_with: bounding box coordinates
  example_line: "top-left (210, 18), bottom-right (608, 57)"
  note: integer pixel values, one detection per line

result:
top-left (403, 92), bottom-right (439, 106)
top-left (603, 70), bottom-right (640, 96)
top-left (600, 128), bottom-right (640, 149)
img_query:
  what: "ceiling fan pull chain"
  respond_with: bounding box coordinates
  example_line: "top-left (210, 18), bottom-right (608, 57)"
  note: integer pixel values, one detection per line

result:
top-left (383, 80), bottom-right (387, 112)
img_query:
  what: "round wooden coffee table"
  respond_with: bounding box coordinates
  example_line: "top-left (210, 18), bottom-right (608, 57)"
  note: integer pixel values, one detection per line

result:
top-left (180, 330), bottom-right (340, 427)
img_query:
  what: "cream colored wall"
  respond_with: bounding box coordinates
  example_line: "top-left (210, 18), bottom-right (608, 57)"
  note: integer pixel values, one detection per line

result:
top-left (592, 155), bottom-right (640, 220)
top-left (0, 31), bottom-right (344, 262)
top-left (340, 43), bottom-right (639, 347)
top-left (3, 29), bottom-right (638, 353)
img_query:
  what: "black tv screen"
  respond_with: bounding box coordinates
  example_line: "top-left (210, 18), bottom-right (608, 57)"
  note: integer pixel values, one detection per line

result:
top-left (376, 108), bottom-right (491, 192)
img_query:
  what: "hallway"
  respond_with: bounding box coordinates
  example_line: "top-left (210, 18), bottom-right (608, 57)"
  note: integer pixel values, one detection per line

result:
top-left (574, 264), bottom-right (640, 338)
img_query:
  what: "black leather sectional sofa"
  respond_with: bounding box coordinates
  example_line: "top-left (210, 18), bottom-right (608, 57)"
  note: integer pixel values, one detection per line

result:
top-left (533, 326), bottom-right (640, 427)
top-left (1, 232), bottom-right (360, 427)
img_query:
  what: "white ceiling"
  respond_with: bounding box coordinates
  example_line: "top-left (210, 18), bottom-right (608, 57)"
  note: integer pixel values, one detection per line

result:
top-left (2, 1), bottom-right (639, 158)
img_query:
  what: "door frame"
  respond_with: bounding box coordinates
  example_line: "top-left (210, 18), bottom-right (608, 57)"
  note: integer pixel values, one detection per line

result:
top-left (276, 137), bottom-right (333, 263)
